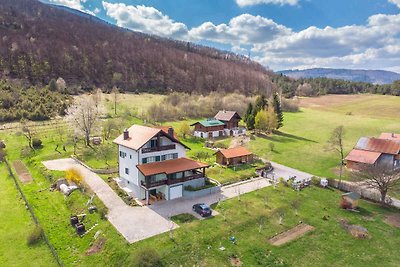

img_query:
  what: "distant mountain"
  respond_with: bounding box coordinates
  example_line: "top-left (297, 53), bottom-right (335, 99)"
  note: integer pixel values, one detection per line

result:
top-left (278, 68), bottom-right (400, 84)
top-left (0, 0), bottom-right (275, 94)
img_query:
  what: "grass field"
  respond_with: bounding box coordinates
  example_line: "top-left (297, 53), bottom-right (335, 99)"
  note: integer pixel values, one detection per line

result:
top-left (247, 94), bottom-right (400, 178)
top-left (0, 93), bottom-right (399, 266)
top-left (0, 165), bottom-right (55, 267)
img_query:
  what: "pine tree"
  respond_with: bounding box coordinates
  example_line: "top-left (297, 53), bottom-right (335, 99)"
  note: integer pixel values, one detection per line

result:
top-left (244, 103), bottom-right (253, 129)
top-left (253, 95), bottom-right (268, 116)
top-left (272, 93), bottom-right (283, 129)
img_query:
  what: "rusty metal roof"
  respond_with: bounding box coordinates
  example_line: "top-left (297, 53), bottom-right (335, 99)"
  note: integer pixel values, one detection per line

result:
top-left (345, 149), bottom-right (381, 164)
top-left (379, 133), bottom-right (400, 142)
top-left (137, 157), bottom-right (209, 176)
top-left (355, 137), bottom-right (400, 155)
top-left (216, 146), bottom-right (253, 159)
top-left (214, 110), bottom-right (241, 122)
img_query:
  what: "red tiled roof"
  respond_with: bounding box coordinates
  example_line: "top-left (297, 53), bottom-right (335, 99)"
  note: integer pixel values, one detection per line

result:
top-left (113, 125), bottom-right (189, 150)
top-left (379, 133), bottom-right (400, 142)
top-left (214, 110), bottom-right (241, 121)
top-left (217, 146), bottom-right (253, 159)
top-left (345, 149), bottom-right (381, 165)
top-left (137, 157), bottom-right (209, 176)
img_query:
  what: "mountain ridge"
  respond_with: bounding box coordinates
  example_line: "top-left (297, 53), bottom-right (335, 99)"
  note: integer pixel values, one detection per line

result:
top-left (0, 0), bottom-right (275, 94)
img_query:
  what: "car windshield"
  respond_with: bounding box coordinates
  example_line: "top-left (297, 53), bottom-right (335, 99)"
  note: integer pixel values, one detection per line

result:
top-left (200, 204), bottom-right (210, 211)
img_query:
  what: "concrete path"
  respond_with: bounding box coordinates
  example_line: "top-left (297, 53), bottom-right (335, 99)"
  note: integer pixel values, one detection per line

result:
top-left (43, 158), bottom-right (176, 243)
top-left (150, 177), bottom-right (272, 218)
top-left (269, 161), bottom-right (314, 181)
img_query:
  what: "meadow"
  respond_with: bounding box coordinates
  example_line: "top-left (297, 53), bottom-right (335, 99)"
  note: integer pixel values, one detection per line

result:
top-left (0, 93), bottom-right (399, 266)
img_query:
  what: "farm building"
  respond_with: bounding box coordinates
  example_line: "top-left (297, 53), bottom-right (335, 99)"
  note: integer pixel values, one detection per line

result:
top-left (214, 110), bottom-right (246, 137)
top-left (191, 119), bottom-right (226, 139)
top-left (345, 134), bottom-right (400, 171)
top-left (215, 146), bottom-right (253, 166)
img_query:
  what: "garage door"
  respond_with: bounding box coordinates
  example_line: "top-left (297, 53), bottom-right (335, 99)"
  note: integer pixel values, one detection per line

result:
top-left (169, 185), bottom-right (183, 200)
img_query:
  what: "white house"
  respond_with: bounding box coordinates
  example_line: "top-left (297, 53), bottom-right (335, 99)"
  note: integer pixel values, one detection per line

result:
top-left (113, 125), bottom-right (209, 204)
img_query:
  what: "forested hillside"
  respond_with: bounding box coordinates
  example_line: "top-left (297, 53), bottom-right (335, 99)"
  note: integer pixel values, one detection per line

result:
top-left (0, 0), bottom-right (275, 95)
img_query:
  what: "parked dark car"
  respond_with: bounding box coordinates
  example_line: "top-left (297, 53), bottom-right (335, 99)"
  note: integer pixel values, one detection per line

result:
top-left (192, 203), bottom-right (212, 217)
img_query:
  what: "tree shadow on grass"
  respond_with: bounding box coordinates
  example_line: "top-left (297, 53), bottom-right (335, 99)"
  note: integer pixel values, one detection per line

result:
top-left (274, 131), bottom-right (317, 143)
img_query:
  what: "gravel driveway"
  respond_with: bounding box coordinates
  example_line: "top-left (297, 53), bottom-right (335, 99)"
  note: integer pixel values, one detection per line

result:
top-left (43, 158), bottom-right (176, 243)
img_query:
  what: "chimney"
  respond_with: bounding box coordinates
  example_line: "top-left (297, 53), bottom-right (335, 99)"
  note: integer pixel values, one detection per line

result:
top-left (168, 127), bottom-right (174, 137)
top-left (392, 133), bottom-right (395, 138)
top-left (123, 129), bottom-right (129, 140)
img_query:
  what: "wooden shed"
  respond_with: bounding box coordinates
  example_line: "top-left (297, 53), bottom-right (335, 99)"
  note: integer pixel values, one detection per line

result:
top-left (215, 146), bottom-right (253, 166)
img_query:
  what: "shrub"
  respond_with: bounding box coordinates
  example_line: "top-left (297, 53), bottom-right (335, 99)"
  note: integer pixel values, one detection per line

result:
top-left (132, 248), bottom-right (163, 267)
top-left (32, 138), bottom-right (42, 149)
top-left (65, 168), bottom-right (83, 185)
top-left (99, 207), bottom-right (108, 220)
top-left (214, 142), bottom-right (228, 149)
top-left (268, 142), bottom-right (275, 152)
top-left (311, 176), bottom-right (321, 186)
top-left (27, 225), bottom-right (43, 246)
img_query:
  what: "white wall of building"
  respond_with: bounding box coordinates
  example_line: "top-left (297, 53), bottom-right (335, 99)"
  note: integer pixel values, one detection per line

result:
top-left (193, 130), bottom-right (223, 139)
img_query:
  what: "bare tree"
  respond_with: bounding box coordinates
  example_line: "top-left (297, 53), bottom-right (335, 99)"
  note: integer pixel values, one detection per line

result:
top-left (111, 86), bottom-right (119, 115)
top-left (65, 95), bottom-right (104, 146)
top-left (352, 166), bottom-right (400, 206)
top-left (21, 120), bottom-right (35, 149)
top-left (326, 126), bottom-right (345, 182)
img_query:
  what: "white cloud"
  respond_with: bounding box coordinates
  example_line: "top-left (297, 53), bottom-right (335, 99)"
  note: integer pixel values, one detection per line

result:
top-left (235, 0), bottom-right (299, 7)
top-left (93, 7), bottom-right (101, 14)
top-left (102, 2), bottom-right (189, 39)
top-left (43, 0), bottom-right (96, 14)
top-left (189, 14), bottom-right (291, 45)
top-left (388, 0), bottom-right (400, 8)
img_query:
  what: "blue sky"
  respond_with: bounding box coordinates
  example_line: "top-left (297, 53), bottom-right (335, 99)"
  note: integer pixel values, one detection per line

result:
top-left (42, 0), bottom-right (400, 72)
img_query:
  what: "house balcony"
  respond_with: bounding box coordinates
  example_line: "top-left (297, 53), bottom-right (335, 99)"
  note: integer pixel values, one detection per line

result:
top-left (142, 144), bottom-right (176, 154)
top-left (140, 172), bottom-right (205, 188)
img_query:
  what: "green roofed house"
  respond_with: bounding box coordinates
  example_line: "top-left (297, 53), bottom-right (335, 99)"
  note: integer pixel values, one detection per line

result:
top-left (191, 119), bottom-right (226, 139)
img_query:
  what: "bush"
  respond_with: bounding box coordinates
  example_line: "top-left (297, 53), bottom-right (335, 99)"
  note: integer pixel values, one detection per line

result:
top-left (65, 168), bottom-right (83, 185)
top-left (32, 138), bottom-right (42, 149)
top-left (311, 176), bottom-right (321, 186)
top-left (281, 98), bottom-right (299, 112)
top-left (132, 248), bottom-right (163, 267)
top-left (99, 207), bottom-right (108, 220)
top-left (27, 225), bottom-right (43, 246)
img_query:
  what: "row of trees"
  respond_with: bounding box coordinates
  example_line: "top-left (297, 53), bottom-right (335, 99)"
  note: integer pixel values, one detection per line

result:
top-left (243, 94), bottom-right (284, 133)
top-left (273, 75), bottom-right (400, 98)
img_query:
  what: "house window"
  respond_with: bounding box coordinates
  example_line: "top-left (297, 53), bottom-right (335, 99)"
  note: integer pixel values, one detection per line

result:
top-left (119, 151), bottom-right (127, 158)
top-left (173, 153), bottom-right (178, 159)
top-left (155, 156), bottom-right (161, 162)
top-left (125, 168), bottom-right (129, 175)
top-left (161, 155), bottom-right (166, 161)
top-left (130, 155), bottom-right (132, 159)
top-left (142, 158), bottom-right (147, 164)
top-left (150, 139), bottom-right (158, 148)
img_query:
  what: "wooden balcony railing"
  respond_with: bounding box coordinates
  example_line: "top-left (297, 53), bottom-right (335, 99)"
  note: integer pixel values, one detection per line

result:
top-left (140, 173), bottom-right (204, 188)
top-left (142, 144), bottom-right (176, 154)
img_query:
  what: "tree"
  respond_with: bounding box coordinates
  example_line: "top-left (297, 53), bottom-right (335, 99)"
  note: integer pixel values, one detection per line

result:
top-left (266, 105), bottom-right (278, 133)
top-left (111, 86), bottom-right (119, 115)
top-left (65, 168), bottom-right (83, 185)
top-left (48, 78), bottom-right (58, 92)
top-left (253, 95), bottom-right (268, 116)
top-left (177, 121), bottom-right (191, 139)
top-left (65, 95), bottom-right (103, 146)
top-left (21, 120), bottom-right (35, 149)
top-left (102, 119), bottom-right (121, 141)
top-left (254, 110), bottom-right (268, 133)
top-left (56, 77), bottom-right (67, 93)
top-left (351, 167), bottom-right (400, 206)
top-left (326, 126), bottom-right (345, 181)
top-left (272, 93), bottom-right (283, 129)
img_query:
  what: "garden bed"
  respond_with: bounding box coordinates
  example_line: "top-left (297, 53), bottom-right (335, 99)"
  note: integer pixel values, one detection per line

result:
top-left (268, 223), bottom-right (314, 246)
top-left (12, 160), bottom-right (32, 183)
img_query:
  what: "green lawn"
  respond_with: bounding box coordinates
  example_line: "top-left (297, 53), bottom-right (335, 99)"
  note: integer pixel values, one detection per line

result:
top-left (207, 161), bottom-right (264, 185)
top-left (0, 164), bottom-right (56, 267)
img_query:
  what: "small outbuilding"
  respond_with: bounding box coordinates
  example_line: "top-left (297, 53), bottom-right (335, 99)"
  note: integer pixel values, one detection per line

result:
top-left (341, 192), bottom-right (361, 209)
top-left (215, 146), bottom-right (253, 166)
